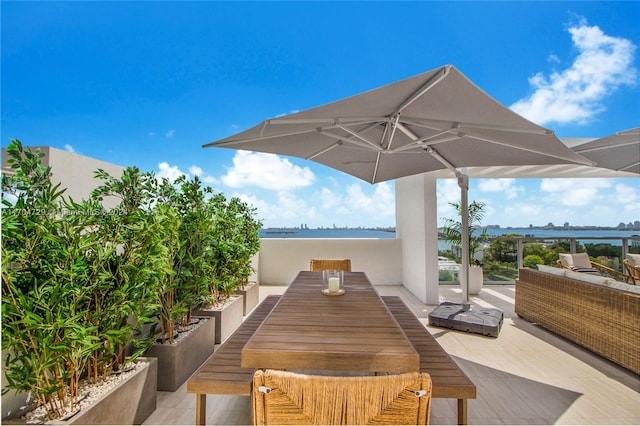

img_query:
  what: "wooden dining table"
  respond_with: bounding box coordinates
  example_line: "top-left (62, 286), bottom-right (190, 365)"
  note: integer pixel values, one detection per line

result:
top-left (241, 271), bottom-right (420, 373)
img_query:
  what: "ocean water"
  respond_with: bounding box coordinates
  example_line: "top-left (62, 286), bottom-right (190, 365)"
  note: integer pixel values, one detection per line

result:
top-left (260, 227), bottom-right (639, 241)
top-left (260, 228), bottom-right (396, 239)
top-left (260, 228), bottom-right (640, 252)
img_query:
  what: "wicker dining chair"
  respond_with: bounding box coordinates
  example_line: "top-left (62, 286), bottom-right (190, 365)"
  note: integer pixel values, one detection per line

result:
top-left (252, 369), bottom-right (432, 425)
top-left (623, 254), bottom-right (640, 285)
top-left (309, 258), bottom-right (352, 272)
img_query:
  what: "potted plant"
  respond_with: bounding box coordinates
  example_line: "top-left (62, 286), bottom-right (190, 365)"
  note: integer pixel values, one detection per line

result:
top-left (140, 175), bottom-right (217, 391)
top-left (227, 197), bottom-right (262, 315)
top-left (2, 141), bottom-right (157, 424)
top-left (195, 193), bottom-right (262, 342)
top-left (441, 200), bottom-right (490, 294)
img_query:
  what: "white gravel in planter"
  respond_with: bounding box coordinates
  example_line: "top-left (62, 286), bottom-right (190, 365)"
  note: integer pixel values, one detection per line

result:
top-left (21, 360), bottom-right (147, 424)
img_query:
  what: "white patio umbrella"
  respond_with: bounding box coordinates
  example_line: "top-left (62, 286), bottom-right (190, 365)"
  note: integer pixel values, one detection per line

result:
top-left (572, 127), bottom-right (640, 175)
top-left (204, 64), bottom-right (593, 302)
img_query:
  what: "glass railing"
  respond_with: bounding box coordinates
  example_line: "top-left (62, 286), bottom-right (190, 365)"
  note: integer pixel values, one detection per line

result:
top-left (438, 235), bottom-right (640, 285)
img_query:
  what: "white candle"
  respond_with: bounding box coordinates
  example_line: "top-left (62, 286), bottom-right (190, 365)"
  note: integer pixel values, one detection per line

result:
top-left (328, 277), bottom-right (340, 292)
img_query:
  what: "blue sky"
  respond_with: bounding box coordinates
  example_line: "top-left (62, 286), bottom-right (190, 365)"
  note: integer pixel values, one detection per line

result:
top-left (2, 1), bottom-right (639, 228)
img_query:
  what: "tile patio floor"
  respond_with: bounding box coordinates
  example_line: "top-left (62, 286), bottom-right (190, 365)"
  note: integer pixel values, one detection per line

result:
top-left (143, 284), bottom-right (640, 425)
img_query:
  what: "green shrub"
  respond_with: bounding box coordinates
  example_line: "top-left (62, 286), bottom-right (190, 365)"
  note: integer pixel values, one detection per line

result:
top-left (524, 255), bottom-right (545, 269)
top-left (2, 140), bottom-right (263, 418)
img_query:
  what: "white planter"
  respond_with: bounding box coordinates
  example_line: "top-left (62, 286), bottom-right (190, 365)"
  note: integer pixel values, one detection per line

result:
top-left (469, 267), bottom-right (484, 295)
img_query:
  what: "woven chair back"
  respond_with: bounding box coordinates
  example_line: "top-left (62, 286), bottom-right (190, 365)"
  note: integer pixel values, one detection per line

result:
top-left (309, 259), bottom-right (352, 272)
top-left (252, 369), bottom-right (432, 425)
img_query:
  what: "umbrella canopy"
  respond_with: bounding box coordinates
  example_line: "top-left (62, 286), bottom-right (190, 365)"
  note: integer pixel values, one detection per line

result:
top-left (572, 127), bottom-right (640, 175)
top-left (205, 65), bottom-right (592, 184)
top-left (204, 64), bottom-right (593, 302)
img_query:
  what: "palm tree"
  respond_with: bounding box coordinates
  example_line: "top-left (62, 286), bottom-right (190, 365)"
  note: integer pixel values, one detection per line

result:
top-left (441, 200), bottom-right (490, 264)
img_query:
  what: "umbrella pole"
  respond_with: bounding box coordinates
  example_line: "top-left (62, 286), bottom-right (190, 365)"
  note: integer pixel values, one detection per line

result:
top-left (425, 147), bottom-right (471, 306)
top-left (458, 172), bottom-right (470, 305)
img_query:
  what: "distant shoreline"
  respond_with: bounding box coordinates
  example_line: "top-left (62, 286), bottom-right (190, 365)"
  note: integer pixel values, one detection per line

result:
top-left (259, 227), bottom-right (640, 240)
top-left (487, 225), bottom-right (640, 232)
top-left (263, 225), bottom-right (640, 232)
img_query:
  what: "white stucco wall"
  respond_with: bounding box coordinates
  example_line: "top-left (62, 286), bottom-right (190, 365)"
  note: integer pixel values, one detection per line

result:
top-left (257, 238), bottom-right (402, 286)
top-left (2, 146), bottom-right (125, 208)
top-left (395, 174), bottom-right (440, 305)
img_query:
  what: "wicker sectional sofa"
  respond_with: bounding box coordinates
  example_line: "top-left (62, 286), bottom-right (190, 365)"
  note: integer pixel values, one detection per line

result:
top-left (515, 267), bottom-right (640, 374)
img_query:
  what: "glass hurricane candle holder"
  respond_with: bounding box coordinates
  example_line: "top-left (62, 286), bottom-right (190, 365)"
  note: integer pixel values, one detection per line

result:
top-left (322, 269), bottom-right (345, 296)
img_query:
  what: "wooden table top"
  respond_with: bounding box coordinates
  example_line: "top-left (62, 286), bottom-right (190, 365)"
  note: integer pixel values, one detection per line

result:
top-left (241, 271), bottom-right (419, 373)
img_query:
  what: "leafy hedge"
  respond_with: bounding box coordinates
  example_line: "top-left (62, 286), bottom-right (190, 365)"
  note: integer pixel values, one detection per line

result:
top-left (1, 140), bottom-right (261, 419)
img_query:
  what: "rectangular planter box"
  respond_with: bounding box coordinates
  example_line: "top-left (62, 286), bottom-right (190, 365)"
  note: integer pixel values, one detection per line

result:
top-left (3, 358), bottom-right (158, 425)
top-left (69, 357), bottom-right (157, 425)
top-left (68, 358), bottom-right (158, 425)
top-left (195, 295), bottom-right (244, 344)
top-left (143, 317), bottom-right (215, 391)
top-left (235, 281), bottom-right (260, 316)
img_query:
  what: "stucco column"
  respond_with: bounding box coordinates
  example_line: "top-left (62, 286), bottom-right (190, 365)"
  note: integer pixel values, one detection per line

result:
top-left (395, 174), bottom-right (440, 305)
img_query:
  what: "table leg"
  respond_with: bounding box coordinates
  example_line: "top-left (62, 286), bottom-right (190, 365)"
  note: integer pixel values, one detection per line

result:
top-left (195, 393), bottom-right (206, 425)
top-left (457, 398), bottom-right (468, 425)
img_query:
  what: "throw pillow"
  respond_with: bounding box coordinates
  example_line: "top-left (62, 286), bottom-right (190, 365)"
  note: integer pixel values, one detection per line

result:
top-left (570, 266), bottom-right (600, 275)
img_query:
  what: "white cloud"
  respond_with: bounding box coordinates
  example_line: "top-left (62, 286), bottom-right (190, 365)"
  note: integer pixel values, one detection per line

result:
top-left (222, 150), bottom-right (315, 190)
top-left (64, 144), bottom-right (76, 153)
top-left (478, 178), bottom-right (522, 200)
top-left (225, 181), bottom-right (395, 228)
top-left (157, 162), bottom-right (184, 182)
top-left (511, 18), bottom-right (637, 125)
top-left (344, 182), bottom-right (395, 218)
top-left (540, 178), bottom-right (612, 207)
top-left (277, 191), bottom-right (317, 219)
top-left (547, 53), bottom-right (561, 64)
top-left (615, 182), bottom-right (638, 204)
top-left (189, 165), bottom-right (203, 176)
top-left (437, 178), bottom-right (461, 210)
top-left (435, 177), bottom-right (638, 228)
top-left (166, 129), bottom-right (175, 138)
top-left (318, 187), bottom-right (343, 210)
top-left (189, 165), bottom-right (218, 184)
top-left (155, 162), bottom-right (218, 185)
top-left (615, 183), bottom-right (640, 218)
top-left (235, 190), bottom-right (318, 225)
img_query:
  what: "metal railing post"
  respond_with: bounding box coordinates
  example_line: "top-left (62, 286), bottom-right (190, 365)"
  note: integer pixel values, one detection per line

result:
top-left (517, 238), bottom-right (523, 270)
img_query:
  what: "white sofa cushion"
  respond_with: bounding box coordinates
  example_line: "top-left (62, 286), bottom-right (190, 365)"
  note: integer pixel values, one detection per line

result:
top-left (566, 270), bottom-right (611, 286)
top-left (607, 280), bottom-right (640, 294)
top-left (537, 264), bottom-right (566, 276)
